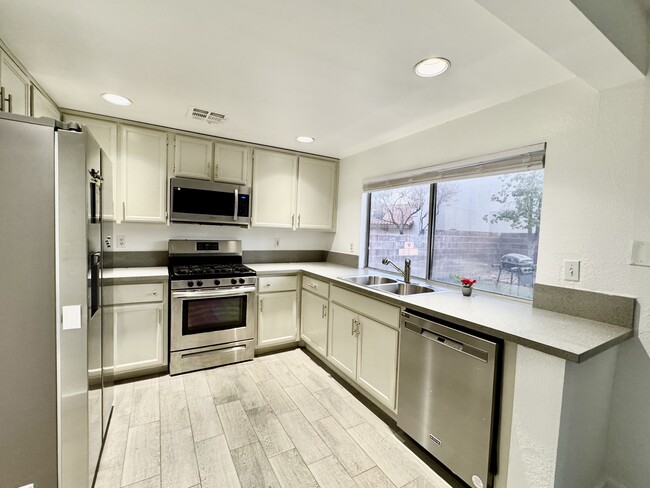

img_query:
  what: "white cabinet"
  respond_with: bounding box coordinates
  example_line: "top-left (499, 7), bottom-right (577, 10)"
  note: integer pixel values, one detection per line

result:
top-left (173, 134), bottom-right (212, 180)
top-left (120, 125), bottom-right (168, 222)
top-left (301, 290), bottom-right (328, 356)
top-left (30, 86), bottom-right (60, 120)
top-left (257, 275), bottom-right (298, 348)
top-left (252, 150), bottom-right (337, 231)
top-left (64, 115), bottom-right (118, 221)
top-left (0, 50), bottom-right (30, 115)
top-left (214, 142), bottom-right (250, 185)
top-left (328, 286), bottom-right (400, 410)
top-left (328, 303), bottom-right (359, 379)
top-left (107, 280), bottom-right (168, 378)
top-left (296, 157), bottom-right (337, 230)
top-left (258, 291), bottom-right (298, 347)
top-left (112, 302), bottom-right (165, 374)
top-left (252, 150), bottom-right (298, 228)
top-left (357, 314), bottom-right (398, 408)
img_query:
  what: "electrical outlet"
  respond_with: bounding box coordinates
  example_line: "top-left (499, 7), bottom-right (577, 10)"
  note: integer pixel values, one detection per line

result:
top-left (116, 235), bottom-right (126, 249)
top-left (274, 238), bottom-right (280, 248)
top-left (564, 260), bottom-right (580, 282)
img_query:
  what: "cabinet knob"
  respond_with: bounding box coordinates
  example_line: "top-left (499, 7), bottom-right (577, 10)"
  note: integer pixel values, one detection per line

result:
top-left (153, 291), bottom-right (158, 295)
top-left (265, 283), bottom-right (271, 287)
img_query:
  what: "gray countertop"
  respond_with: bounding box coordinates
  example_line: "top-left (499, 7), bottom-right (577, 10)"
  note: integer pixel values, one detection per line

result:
top-left (248, 262), bottom-right (633, 363)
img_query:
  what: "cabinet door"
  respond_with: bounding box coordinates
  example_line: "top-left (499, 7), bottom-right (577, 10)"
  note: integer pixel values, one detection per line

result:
top-left (301, 290), bottom-right (328, 356)
top-left (111, 303), bottom-right (164, 374)
top-left (120, 125), bottom-right (167, 222)
top-left (65, 115), bottom-right (118, 221)
top-left (296, 157), bottom-right (337, 231)
top-left (214, 142), bottom-right (249, 185)
top-left (30, 86), bottom-right (60, 120)
top-left (258, 291), bottom-right (297, 347)
top-left (174, 134), bottom-right (212, 180)
top-left (328, 303), bottom-right (358, 379)
top-left (252, 150), bottom-right (298, 228)
top-left (0, 51), bottom-right (30, 115)
top-left (357, 315), bottom-right (398, 410)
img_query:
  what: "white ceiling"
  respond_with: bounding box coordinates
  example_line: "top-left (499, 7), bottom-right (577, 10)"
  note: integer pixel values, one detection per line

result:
top-left (0, 0), bottom-right (574, 158)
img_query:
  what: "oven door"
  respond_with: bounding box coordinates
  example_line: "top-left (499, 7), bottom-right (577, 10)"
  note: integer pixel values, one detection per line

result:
top-left (171, 286), bottom-right (256, 351)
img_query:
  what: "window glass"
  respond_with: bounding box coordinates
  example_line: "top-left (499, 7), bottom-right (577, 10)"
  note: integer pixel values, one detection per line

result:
top-left (367, 184), bottom-right (430, 278)
top-left (430, 170), bottom-right (543, 299)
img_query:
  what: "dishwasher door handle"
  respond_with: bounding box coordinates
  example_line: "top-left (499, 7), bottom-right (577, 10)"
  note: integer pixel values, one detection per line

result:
top-left (405, 319), bottom-right (489, 362)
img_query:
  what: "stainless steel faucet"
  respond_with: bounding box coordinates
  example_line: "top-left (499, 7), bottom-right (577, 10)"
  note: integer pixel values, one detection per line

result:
top-left (382, 257), bottom-right (411, 284)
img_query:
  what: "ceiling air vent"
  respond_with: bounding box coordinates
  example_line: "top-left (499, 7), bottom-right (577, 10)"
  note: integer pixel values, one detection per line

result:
top-left (188, 107), bottom-right (226, 124)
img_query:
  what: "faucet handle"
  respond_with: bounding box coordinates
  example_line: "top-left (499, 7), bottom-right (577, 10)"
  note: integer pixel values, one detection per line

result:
top-left (405, 258), bottom-right (411, 265)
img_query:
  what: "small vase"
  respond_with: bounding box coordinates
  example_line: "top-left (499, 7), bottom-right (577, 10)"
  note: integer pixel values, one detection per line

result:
top-left (462, 286), bottom-right (472, 297)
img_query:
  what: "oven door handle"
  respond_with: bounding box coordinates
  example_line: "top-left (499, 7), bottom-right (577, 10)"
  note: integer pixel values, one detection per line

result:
top-left (172, 286), bottom-right (256, 299)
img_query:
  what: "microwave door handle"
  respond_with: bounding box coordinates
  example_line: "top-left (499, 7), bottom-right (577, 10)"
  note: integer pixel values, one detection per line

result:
top-left (234, 188), bottom-right (238, 222)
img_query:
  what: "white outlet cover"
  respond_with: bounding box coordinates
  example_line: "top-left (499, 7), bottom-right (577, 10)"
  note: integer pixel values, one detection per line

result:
top-left (631, 240), bottom-right (650, 267)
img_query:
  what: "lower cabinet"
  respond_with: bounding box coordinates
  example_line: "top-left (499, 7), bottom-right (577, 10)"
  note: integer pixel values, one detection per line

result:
top-left (105, 280), bottom-right (168, 378)
top-left (111, 302), bottom-right (165, 374)
top-left (328, 286), bottom-right (400, 410)
top-left (300, 289), bottom-right (328, 356)
top-left (257, 275), bottom-right (298, 348)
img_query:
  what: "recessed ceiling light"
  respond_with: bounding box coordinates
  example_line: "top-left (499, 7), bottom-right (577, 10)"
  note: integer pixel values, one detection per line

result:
top-left (413, 57), bottom-right (450, 78)
top-left (296, 136), bottom-right (314, 143)
top-left (101, 93), bottom-right (132, 106)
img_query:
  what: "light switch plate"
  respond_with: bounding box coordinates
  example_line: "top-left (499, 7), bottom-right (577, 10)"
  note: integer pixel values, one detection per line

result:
top-left (564, 260), bottom-right (580, 282)
top-left (631, 240), bottom-right (650, 267)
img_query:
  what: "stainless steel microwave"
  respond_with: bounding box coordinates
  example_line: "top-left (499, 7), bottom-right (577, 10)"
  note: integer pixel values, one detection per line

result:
top-left (170, 178), bottom-right (251, 226)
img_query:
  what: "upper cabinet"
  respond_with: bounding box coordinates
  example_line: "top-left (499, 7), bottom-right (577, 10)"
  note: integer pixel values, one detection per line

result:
top-left (214, 142), bottom-right (249, 185)
top-left (296, 157), bottom-right (337, 230)
top-left (120, 125), bottom-right (168, 223)
top-left (64, 115), bottom-right (118, 221)
top-left (30, 86), bottom-right (60, 120)
top-left (173, 135), bottom-right (212, 180)
top-left (252, 149), bottom-right (337, 231)
top-left (252, 150), bottom-right (298, 229)
top-left (0, 51), bottom-right (30, 115)
top-left (172, 137), bottom-right (250, 186)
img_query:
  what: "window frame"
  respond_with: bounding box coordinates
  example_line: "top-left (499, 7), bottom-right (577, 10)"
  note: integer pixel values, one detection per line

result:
top-left (364, 168), bottom-right (544, 300)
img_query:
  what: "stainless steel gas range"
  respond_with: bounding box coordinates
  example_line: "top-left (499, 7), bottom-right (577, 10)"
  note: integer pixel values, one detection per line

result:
top-left (168, 239), bottom-right (256, 375)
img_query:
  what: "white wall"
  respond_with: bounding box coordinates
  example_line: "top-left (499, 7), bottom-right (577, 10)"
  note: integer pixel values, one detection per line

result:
top-left (110, 222), bottom-right (335, 252)
top-left (333, 75), bottom-right (650, 485)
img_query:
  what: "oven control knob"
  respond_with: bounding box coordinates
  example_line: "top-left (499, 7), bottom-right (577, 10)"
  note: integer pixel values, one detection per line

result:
top-left (231, 278), bottom-right (237, 285)
top-left (214, 279), bottom-right (221, 286)
top-left (197, 280), bottom-right (203, 287)
top-left (187, 281), bottom-right (194, 287)
top-left (238, 278), bottom-right (245, 284)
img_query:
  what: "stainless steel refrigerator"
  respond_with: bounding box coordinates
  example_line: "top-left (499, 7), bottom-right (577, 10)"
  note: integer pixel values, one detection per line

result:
top-left (0, 111), bottom-right (114, 487)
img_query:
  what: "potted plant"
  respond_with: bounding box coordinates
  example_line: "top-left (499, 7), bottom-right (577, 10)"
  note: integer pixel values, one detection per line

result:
top-left (460, 277), bottom-right (477, 296)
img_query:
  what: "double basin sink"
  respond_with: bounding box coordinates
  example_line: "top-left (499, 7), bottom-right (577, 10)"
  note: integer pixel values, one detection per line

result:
top-left (341, 275), bottom-right (441, 296)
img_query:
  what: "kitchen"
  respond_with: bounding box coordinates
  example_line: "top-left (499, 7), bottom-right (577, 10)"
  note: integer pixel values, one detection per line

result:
top-left (1, 1), bottom-right (649, 488)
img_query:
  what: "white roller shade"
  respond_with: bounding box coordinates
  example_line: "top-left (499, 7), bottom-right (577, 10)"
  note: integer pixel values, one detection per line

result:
top-left (362, 143), bottom-right (546, 192)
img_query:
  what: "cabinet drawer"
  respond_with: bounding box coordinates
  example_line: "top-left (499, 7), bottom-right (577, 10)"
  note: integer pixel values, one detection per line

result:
top-left (331, 286), bottom-right (400, 329)
top-left (258, 275), bottom-right (297, 293)
top-left (302, 275), bottom-right (330, 298)
top-left (104, 283), bottom-right (164, 305)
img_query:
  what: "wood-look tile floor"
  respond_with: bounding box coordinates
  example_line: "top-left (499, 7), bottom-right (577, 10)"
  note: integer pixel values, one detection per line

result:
top-left (95, 348), bottom-right (454, 488)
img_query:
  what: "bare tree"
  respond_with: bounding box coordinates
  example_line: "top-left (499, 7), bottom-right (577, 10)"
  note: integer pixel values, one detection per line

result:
top-left (435, 182), bottom-right (461, 217)
top-left (374, 185), bottom-right (428, 235)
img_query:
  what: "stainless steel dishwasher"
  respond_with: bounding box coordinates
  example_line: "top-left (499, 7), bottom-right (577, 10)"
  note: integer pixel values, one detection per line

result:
top-left (397, 310), bottom-right (500, 488)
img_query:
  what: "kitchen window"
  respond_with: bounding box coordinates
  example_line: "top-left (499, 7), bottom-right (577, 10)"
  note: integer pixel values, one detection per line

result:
top-left (364, 144), bottom-right (545, 300)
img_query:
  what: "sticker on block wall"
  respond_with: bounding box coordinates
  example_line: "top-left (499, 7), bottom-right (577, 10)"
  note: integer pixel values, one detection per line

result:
top-left (398, 248), bottom-right (419, 256)
top-left (472, 475), bottom-right (484, 488)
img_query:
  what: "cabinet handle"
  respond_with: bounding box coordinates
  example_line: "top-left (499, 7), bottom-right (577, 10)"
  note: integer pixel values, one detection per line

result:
top-left (355, 319), bottom-right (361, 337)
top-left (265, 282), bottom-right (271, 287)
top-left (308, 283), bottom-right (317, 288)
top-left (122, 201), bottom-right (126, 220)
top-left (291, 214), bottom-right (295, 229)
top-left (322, 304), bottom-right (327, 319)
top-left (0, 87), bottom-right (4, 112)
top-left (298, 214), bottom-right (301, 228)
top-left (259, 298), bottom-right (263, 313)
top-left (6, 93), bottom-right (12, 113)
top-left (215, 163), bottom-right (218, 178)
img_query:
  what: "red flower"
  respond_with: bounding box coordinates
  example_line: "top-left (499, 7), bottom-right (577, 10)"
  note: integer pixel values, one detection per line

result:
top-left (460, 278), bottom-right (476, 287)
